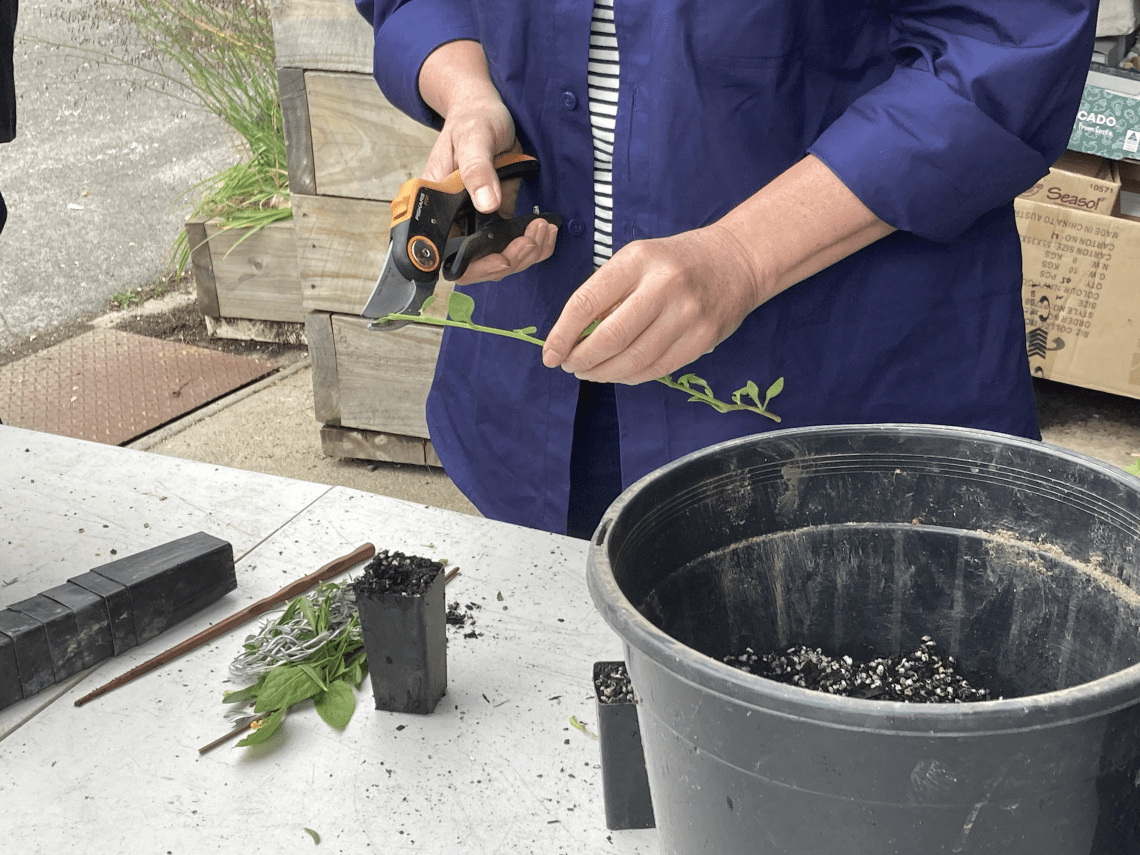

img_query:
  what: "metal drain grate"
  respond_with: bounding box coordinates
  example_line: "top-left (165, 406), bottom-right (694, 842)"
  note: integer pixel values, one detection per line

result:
top-left (0, 328), bottom-right (276, 445)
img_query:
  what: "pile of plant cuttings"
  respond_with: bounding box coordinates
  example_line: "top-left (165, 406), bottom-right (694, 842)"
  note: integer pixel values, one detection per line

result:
top-left (725, 635), bottom-right (995, 703)
top-left (222, 580), bottom-right (365, 746)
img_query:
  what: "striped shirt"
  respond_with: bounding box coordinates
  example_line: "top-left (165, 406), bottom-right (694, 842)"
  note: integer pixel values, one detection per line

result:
top-left (588, 0), bottom-right (619, 268)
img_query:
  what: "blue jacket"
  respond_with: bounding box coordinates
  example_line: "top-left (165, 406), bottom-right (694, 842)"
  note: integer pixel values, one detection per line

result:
top-left (355, 0), bottom-right (1097, 533)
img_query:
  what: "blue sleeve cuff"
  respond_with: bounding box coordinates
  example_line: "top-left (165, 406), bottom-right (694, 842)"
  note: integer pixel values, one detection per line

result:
top-left (356, 0), bottom-right (479, 128)
top-left (809, 67), bottom-right (1048, 243)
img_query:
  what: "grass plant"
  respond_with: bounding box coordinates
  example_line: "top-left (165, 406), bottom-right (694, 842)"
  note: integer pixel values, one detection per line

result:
top-left (56, 0), bottom-right (290, 272)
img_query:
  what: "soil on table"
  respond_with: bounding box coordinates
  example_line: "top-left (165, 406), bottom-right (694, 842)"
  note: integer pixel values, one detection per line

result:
top-left (354, 550), bottom-right (444, 598)
top-left (725, 636), bottom-right (994, 703)
top-left (446, 600), bottom-right (483, 638)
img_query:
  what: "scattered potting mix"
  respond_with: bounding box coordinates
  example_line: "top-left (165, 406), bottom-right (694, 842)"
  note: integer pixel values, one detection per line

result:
top-left (725, 635), bottom-right (995, 703)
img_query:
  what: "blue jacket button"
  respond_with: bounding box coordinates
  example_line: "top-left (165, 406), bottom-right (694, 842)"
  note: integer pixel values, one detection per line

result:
top-left (567, 218), bottom-right (585, 236)
top-left (561, 91), bottom-right (578, 110)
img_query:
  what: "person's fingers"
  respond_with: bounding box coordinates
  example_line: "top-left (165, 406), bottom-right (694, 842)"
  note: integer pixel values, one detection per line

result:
top-left (422, 134), bottom-right (458, 183)
top-left (542, 252), bottom-right (640, 369)
top-left (454, 219), bottom-right (559, 284)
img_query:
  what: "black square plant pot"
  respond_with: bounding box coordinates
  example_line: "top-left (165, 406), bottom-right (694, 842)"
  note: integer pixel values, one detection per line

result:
top-left (8, 595), bottom-right (86, 682)
top-left (0, 627), bottom-right (24, 710)
top-left (41, 582), bottom-right (116, 670)
top-left (0, 609), bottom-right (55, 698)
top-left (353, 551), bottom-right (447, 715)
top-left (90, 531), bottom-right (236, 643)
top-left (594, 660), bottom-right (655, 830)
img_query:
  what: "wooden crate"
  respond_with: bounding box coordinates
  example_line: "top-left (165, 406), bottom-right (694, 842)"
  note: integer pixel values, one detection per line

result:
top-left (275, 0), bottom-right (444, 459)
top-left (304, 281), bottom-right (453, 465)
top-left (185, 217), bottom-right (306, 343)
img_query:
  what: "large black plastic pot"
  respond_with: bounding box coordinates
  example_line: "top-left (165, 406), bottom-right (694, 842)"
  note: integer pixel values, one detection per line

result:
top-left (587, 425), bottom-right (1140, 855)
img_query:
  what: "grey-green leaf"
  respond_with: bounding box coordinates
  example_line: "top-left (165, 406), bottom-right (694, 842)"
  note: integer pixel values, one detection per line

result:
top-left (303, 827), bottom-right (321, 845)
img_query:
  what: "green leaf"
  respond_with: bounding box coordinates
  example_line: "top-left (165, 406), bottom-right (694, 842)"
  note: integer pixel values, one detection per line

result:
top-left (303, 828), bottom-right (321, 845)
top-left (222, 677), bottom-right (264, 705)
top-left (512, 326), bottom-right (538, 335)
top-left (764, 376), bottom-right (785, 407)
top-left (297, 596), bottom-right (318, 631)
top-left (313, 680), bottom-right (356, 729)
top-left (447, 291), bottom-right (476, 324)
top-left (254, 664), bottom-right (323, 714)
top-left (298, 662), bottom-right (329, 693)
top-left (569, 715), bottom-right (598, 739)
top-left (420, 295), bottom-right (436, 313)
top-left (236, 708), bottom-right (286, 747)
top-left (1126, 459), bottom-right (1140, 477)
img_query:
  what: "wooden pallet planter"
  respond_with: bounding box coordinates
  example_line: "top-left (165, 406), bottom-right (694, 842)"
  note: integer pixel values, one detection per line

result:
top-left (185, 216), bottom-right (306, 344)
top-left (274, 0), bottom-right (443, 461)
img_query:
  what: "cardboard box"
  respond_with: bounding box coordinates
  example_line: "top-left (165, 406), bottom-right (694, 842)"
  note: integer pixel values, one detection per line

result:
top-left (1015, 196), bottom-right (1140, 400)
top-left (1019, 150), bottom-right (1120, 214)
top-left (1068, 64), bottom-right (1140, 160)
top-left (1117, 159), bottom-right (1140, 220)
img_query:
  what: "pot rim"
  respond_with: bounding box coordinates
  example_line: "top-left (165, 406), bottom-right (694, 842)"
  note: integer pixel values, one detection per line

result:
top-left (587, 423), bottom-right (1140, 736)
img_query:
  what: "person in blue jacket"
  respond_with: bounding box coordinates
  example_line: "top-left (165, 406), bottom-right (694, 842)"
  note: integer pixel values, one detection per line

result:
top-left (355, 1), bottom-right (1097, 537)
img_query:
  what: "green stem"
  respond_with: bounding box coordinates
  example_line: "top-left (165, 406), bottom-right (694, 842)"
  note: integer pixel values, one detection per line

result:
top-left (377, 301), bottom-right (782, 423)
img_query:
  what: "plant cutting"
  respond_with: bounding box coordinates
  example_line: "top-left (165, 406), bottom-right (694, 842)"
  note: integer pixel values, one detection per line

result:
top-left (220, 580), bottom-right (365, 747)
top-left (376, 291), bottom-right (785, 422)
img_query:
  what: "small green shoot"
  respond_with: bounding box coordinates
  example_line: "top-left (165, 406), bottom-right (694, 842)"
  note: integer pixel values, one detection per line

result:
top-left (570, 715), bottom-right (598, 739)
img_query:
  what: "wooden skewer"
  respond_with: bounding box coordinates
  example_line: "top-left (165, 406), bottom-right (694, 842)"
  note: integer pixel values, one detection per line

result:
top-left (74, 542), bottom-right (377, 707)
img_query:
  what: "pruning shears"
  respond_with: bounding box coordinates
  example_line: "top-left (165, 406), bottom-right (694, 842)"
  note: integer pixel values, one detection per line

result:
top-left (361, 152), bottom-right (563, 331)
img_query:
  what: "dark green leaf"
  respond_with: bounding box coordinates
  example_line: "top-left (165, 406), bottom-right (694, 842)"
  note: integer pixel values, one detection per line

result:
top-left (298, 662), bottom-right (329, 693)
top-left (313, 680), bottom-right (356, 729)
top-left (236, 708), bottom-right (285, 747)
top-left (222, 677), bottom-right (264, 705)
top-left (254, 664), bottom-right (322, 713)
top-left (303, 828), bottom-right (321, 845)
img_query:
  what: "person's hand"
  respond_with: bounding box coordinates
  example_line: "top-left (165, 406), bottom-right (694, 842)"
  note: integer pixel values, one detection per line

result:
top-left (541, 224), bottom-right (764, 385)
top-left (541, 155), bottom-right (896, 384)
top-left (417, 41), bottom-right (558, 285)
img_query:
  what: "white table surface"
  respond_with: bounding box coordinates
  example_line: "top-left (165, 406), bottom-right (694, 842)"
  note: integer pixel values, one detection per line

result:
top-left (0, 426), bottom-right (656, 854)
